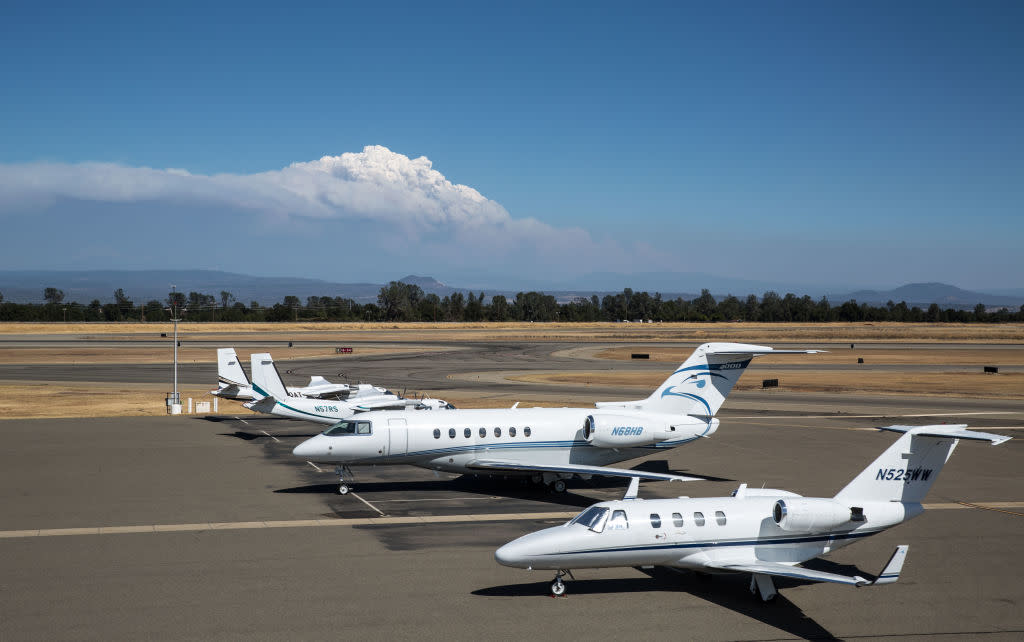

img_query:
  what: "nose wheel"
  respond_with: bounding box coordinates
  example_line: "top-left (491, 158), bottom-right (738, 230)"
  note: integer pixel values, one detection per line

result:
top-left (550, 569), bottom-right (573, 596)
top-left (335, 465), bottom-right (355, 495)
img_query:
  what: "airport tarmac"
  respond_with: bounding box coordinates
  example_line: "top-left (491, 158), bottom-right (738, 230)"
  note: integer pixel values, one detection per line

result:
top-left (1, 339), bottom-right (1022, 639)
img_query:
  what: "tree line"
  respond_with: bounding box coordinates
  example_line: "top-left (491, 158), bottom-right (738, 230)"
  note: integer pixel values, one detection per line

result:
top-left (1, 283), bottom-right (1022, 323)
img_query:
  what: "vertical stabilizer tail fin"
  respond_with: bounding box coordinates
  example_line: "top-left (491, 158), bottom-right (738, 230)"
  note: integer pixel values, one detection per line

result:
top-left (218, 348), bottom-right (250, 387)
top-left (834, 425), bottom-right (1010, 504)
top-left (636, 343), bottom-right (821, 417)
top-left (250, 353), bottom-right (289, 400)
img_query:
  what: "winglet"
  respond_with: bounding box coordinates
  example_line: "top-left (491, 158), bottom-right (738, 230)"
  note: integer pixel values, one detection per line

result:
top-left (870, 545), bottom-right (909, 586)
top-left (511, 402), bottom-right (520, 409)
top-left (623, 477), bottom-right (641, 500)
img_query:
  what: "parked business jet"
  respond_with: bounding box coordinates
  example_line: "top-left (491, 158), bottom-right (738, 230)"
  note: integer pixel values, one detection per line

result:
top-left (211, 347), bottom-right (356, 401)
top-left (292, 342), bottom-right (819, 494)
top-left (495, 424), bottom-right (1010, 601)
top-left (244, 353), bottom-right (454, 425)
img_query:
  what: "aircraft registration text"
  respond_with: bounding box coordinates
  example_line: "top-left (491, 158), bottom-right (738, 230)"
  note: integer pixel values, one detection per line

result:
top-left (876, 468), bottom-right (933, 483)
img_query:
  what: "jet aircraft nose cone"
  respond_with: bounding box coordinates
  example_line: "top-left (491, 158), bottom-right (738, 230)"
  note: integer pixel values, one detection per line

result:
top-left (494, 541), bottom-right (524, 567)
top-left (292, 437), bottom-right (319, 458)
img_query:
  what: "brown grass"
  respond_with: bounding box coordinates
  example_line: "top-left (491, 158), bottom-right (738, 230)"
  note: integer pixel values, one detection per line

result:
top-left (508, 371), bottom-right (1024, 399)
top-left (0, 383), bottom-right (251, 419)
top-left (2, 321), bottom-right (1023, 343)
top-left (595, 347), bottom-right (1024, 366)
top-left (0, 345), bottom-right (451, 365)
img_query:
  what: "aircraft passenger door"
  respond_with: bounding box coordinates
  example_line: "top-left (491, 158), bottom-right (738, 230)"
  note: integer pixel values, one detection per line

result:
top-left (387, 418), bottom-right (408, 456)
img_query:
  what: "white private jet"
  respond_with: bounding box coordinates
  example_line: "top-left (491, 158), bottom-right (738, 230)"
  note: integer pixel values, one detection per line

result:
top-left (292, 342), bottom-right (820, 494)
top-left (495, 424), bottom-right (1010, 601)
top-left (211, 347), bottom-right (356, 401)
top-left (244, 352), bottom-right (454, 425)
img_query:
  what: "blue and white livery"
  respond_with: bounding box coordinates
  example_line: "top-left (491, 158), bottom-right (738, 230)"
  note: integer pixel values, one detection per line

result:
top-left (292, 342), bottom-right (820, 493)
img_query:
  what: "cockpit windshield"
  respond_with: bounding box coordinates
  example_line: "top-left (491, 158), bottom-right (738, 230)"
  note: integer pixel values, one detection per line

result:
top-left (323, 420), bottom-right (372, 436)
top-left (568, 506), bottom-right (609, 533)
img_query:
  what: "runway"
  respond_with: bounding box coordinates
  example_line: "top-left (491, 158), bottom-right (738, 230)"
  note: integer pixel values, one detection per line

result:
top-left (0, 338), bottom-right (1022, 639)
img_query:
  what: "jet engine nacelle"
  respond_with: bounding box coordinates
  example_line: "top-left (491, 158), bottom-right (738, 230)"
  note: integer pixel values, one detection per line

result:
top-left (583, 414), bottom-right (678, 448)
top-left (773, 498), bottom-right (852, 533)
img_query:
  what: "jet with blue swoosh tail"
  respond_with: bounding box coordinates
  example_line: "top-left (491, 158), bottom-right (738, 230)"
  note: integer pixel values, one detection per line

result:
top-left (291, 342), bottom-right (819, 494)
top-left (495, 424), bottom-right (1010, 601)
top-left (243, 353), bottom-right (455, 425)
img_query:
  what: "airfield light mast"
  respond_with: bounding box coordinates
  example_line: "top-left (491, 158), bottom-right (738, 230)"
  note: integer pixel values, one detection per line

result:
top-left (169, 284), bottom-right (181, 413)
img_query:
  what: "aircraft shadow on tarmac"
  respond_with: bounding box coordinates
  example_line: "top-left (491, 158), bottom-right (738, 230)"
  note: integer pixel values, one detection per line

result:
top-left (475, 567), bottom-right (838, 640)
top-left (274, 466), bottom-right (734, 509)
top-left (219, 431), bottom-right (321, 441)
top-left (275, 479), bottom-right (613, 508)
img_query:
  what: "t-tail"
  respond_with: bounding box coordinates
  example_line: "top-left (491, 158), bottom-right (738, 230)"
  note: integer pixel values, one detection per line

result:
top-left (211, 348), bottom-right (255, 399)
top-left (602, 342), bottom-right (822, 418)
top-left (834, 424), bottom-right (1011, 504)
top-left (250, 352), bottom-right (290, 401)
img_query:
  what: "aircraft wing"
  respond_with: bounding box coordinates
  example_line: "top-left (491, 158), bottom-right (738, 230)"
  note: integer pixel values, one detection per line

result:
top-left (704, 560), bottom-right (869, 586)
top-left (704, 545), bottom-right (909, 587)
top-left (465, 459), bottom-right (703, 482)
top-left (352, 400), bottom-right (411, 411)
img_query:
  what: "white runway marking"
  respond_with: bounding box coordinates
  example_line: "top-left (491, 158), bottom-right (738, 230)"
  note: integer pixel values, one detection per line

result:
top-left (260, 430), bottom-right (280, 443)
top-left (350, 492), bottom-right (386, 517)
top-left (234, 416), bottom-right (249, 425)
top-left (306, 461), bottom-right (322, 472)
top-left (2, 503), bottom-right (1021, 540)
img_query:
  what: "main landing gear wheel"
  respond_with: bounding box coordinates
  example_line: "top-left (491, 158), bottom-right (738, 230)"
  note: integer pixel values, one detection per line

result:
top-left (552, 479), bottom-right (567, 493)
top-left (338, 484), bottom-right (351, 495)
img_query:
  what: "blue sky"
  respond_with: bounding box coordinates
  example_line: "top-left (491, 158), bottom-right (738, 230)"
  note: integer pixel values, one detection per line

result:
top-left (1, 1), bottom-right (1021, 291)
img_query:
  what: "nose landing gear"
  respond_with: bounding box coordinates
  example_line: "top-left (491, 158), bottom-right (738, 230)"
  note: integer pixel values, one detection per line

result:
top-left (550, 569), bottom-right (574, 596)
top-left (335, 465), bottom-right (355, 495)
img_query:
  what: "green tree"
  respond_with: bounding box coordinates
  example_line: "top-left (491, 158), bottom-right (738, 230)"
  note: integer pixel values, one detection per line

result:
top-left (693, 289), bottom-right (717, 320)
top-left (973, 303), bottom-right (986, 322)
top-left (489, 295), bottom-right (509, 321)
top-left (377, 281), bottom-right (424, 321)
top-left (44, 287), bottom-right (65, 304)
top-left (220, 291), bottom-right (234, 308)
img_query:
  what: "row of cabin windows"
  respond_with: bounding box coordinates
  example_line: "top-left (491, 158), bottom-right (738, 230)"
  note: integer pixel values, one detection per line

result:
top-left (433, 426), bottom-right (533, 439)
top-left (649, 511), bottom-right (727, 528)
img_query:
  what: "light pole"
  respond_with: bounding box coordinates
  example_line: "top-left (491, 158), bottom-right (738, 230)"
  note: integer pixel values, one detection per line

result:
top-left (171, 285), bottom-right (180, 406)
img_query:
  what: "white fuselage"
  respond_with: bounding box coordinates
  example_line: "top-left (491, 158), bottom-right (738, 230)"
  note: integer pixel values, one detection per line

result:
top-left (251, 393), bottom-right (398, 424)
top-left (496, 494), bottom-right (921, 571)
top-left (291, 407), bottom-right (718, 475)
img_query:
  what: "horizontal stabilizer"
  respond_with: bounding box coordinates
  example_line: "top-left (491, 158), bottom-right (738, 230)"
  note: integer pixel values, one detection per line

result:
top-left (705, 560), bottom-right (869, 587)
top-left (878, 424), bottom-right (1012, 445)
top-left (872, 545), bottom-right (909, 585)
top-left (704, 345), bottom-right (825, 356)
top-left (242, 397), bottom-right (277, 413)
top-left (466, 460), bottom-right (701, 482)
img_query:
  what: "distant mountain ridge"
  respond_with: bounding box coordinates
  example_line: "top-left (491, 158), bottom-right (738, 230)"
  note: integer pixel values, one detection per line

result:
top-left (827, 282), bottom-right (1023, 310)
top-left (0, 270), bottom-right (1018, 309)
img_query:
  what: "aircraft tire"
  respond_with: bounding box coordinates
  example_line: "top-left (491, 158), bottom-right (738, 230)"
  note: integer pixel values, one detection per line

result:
top-left (552, 480), bottom-right (567, 493)
top-left (338, 484), bottom-right (350, 495)
top-left (551, 580), bottom-right (566, 596)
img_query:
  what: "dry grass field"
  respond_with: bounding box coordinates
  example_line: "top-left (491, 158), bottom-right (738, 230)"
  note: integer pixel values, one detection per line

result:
top-left (0, 322), bottom-right (1020, 419)
top-left (509, 370), bottom-right (1024, 399)
top-left (595, 346), bottom-right (1024, 366)
top-left (0, 344), bottom-right (453, 365)
top-left (2, 321), bottom-right (1024, 343)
